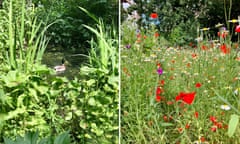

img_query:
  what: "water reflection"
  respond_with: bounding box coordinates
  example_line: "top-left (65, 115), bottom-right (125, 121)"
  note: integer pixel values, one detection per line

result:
top-left (42, 49), bottom-right (87, 80)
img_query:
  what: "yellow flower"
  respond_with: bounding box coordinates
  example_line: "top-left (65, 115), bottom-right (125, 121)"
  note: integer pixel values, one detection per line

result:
top-left (228, 19), bottom-right (239, 23)
top-left (200, 27), bottom-right (210, 31)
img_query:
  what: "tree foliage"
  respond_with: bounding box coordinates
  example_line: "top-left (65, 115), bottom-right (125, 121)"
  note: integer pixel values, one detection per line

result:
top-left (32, 0), bottom-right (118, 52)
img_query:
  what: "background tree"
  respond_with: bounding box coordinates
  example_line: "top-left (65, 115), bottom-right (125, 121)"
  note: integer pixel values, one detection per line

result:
top-left (123, 0), bottom-right (240, 45)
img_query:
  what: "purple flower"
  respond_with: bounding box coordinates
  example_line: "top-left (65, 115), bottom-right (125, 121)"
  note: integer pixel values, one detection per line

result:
top-left (157, 68), bottom-right (163, 75)
top-left (126, 44), bottom-right (131, 49)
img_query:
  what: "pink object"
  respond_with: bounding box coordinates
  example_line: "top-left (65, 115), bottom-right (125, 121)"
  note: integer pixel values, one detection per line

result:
top-left (235, 25), bottom-right (240, 33)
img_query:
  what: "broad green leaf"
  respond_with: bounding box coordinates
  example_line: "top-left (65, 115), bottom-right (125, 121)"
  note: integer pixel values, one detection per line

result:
top-left (228, 114), bottom-right (239, 137)
top-left (0, 107), bottom-right (26, 121)
top-left (3, 137), bottom-right (15, 144)
top-left (86, 79), bottom-right (96, 86)
top-left (24, 131), bottom-right (39, 144)
top-left (95, 129), bottom-right (104, 136)
top-left (32, 82), bottom-right (48, 95)
top-left (80, 121), bottom-right (87, 129)
top-left (88, 97), bottom-right (96, 106)
top-left (54, 131), bottom-right (71, 144)
top-left (65, 112), bottom-right (72, 121)
top-left (108, 75), bottom-right (118, 88)
top-left (1, 71), bottom-right (28, 87)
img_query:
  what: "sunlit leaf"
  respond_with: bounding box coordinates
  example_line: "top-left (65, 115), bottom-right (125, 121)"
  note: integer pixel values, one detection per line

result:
top-left (88, 97), bottom-right (96, 106)
top-left (29, 88), bottom-right (39, 102)
top-left (228, 114), bottom-right (239, 137)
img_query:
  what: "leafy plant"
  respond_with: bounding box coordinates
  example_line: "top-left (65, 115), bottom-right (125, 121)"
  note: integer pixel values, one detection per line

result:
top-left (3, 131), bottom-right (71, 144)
top-left (32, 0), bottom-right (118, 51)
top-left (1, 0), bottom-right (56, 73)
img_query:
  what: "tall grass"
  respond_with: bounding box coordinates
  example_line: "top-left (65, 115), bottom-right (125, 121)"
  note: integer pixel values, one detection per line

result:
top-left (121, 25), bottom-right (240, 143)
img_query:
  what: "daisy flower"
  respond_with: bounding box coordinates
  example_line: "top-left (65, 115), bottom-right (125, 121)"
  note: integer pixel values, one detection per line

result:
top-left (220, 104), bottom-right (231, 111)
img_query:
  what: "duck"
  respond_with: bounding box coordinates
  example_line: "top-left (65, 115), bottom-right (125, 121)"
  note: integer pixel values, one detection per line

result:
top-left (54, 58), bottom-right (66, 73)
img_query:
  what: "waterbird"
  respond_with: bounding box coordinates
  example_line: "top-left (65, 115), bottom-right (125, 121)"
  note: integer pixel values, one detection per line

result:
top-left (54, 58), bottom-right (66, 73)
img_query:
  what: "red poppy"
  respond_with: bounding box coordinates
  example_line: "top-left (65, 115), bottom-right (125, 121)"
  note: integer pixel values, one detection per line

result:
top-left (211, 126), bottom-right (217, 132)
top-left (154, 32), bottom-right (160, 37)
top-left (191, 53), bottom-right (197, 58)
top-left (201, 45), bottom-right (208, 50)
top-left (215, 122), bottom-right (223, 129)
top-left (175, 92), bottom-right (196, 105)
top-left (163, 115), bottom-right (168, 122)
top-left (177, 127), bottom-right (183, 133)
top-left (156, 86), bottom-right (162, 95)
top-left (200, 136), bottom-right (205, 142)
top-left (185, 123), bottom-right (190, 129)
top-left (220, 44), bottom-right (230, 54)
top-left (159, 80), bottom-right (165, 86)
top-left (218, 31), bottom-right (228, 38)
top-left (195, 82), bottom-right (202, 88)
top-left (194, 111), bottom-right (199, 118)
top-left (150, 13), bottom-right (158, 19)
top-left (235, 25), bottom-right (240, 33)
top-left (156, 86), bottom-right (162, 102)
top-left (156, 95), bottom-right (161, 102)
top-left (210, 116), bottom-right (217, 123)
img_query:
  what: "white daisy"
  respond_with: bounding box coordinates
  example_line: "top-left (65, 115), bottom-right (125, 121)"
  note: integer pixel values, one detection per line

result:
top-left (220, 104), bottom-right (231, 111)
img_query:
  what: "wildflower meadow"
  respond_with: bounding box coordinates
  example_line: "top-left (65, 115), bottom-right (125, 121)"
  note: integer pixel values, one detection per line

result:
top-left (121, 17), bottom-right (240, 144)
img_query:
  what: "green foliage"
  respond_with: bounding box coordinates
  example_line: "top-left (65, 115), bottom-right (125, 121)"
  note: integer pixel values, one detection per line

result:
top-left (169, 19), bottom-right (199, 46)
top-left (124, 0), bottom-right (240, 45)
top-left (0, 0), bottom-right (54, 73)
top-left (0, 0), bottom-right (118, 144)
top-left (32, 0), bottom-right (118, 51)
top-left (78, 67), bottom-right (118, 143)
top-left (228, 114), bottom-right (239, 137)
top-left (75, 11), bottom-right (119, 143)
top-left (3, 131), bottom-right (71, 144)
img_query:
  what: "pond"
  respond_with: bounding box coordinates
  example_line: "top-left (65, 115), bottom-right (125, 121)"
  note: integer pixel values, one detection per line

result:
top-left (42, 46), bottom-right (88, 80)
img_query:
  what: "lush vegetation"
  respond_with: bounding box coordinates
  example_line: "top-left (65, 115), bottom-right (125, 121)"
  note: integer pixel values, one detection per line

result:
top-left (0, 0), bottom-right (118, 143)
top-left (121, 1), bottom-right (240, 143)
top-left (121, 23), bottom-right (240, 143)
top-left (33, 0), bottom-right (118, 52)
